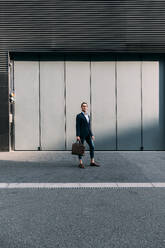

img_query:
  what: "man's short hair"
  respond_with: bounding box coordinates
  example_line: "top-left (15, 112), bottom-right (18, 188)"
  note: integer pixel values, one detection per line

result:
top-left (81, 102), bottom-right (88, 107)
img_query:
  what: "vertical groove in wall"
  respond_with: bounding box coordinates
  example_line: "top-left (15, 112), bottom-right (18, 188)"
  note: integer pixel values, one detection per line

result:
top-left (115, 58), bottom-right (118, 151)
top-left (64, 56), bottom-right (67, 150)
top-left (39, 59), bottom-right (41, 150)
top-left (140, 60), bottom-right (143, 150)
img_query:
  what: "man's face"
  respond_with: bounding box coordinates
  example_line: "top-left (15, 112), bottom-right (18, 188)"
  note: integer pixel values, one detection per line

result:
top-left (81, 104), bottom-right (88, 112)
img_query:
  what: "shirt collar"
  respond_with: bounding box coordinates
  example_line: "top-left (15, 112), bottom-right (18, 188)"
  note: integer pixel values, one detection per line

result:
top-left (81, 111), bottom-right (88, 116)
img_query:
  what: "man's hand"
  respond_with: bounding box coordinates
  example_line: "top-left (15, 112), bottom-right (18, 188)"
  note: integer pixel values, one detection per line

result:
top-left (76, 136), bottom-right (80, 141)
top-left (91, 136), bottom-right (95, 140)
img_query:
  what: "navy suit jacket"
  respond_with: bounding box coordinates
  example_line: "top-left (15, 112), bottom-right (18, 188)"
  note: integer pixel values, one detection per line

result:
top-left (76, 112), bottom-right (93, 138)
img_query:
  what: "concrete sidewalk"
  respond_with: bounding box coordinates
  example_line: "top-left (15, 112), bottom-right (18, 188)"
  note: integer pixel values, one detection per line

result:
top-left (0, 151), bottom-right (164, 183)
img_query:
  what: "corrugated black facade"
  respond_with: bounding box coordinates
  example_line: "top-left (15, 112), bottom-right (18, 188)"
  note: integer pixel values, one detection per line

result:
top-left (1, 0), bottom-right (165, 150)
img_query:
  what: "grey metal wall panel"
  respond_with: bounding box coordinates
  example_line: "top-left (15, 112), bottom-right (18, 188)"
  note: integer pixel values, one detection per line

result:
top-left (13, 58), bottom-right (165, 151)
top-left (14, 61), bottom-right (39, 150)
top-left (91, 61), bottom-right (116, 150)
top-left (66, 60), bottom-right (90, 150)
top-left (142, 61), bottom-right (165, 150)
top-left (40, 61), bottom-right (65, 150)
top-left (117, 62), bottom-right (141, 150)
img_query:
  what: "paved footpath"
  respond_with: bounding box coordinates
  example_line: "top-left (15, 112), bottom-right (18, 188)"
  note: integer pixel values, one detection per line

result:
top-left (0, 151), bottom-right (165, 183)
top-left (0, 151), bottom-right (164, 247)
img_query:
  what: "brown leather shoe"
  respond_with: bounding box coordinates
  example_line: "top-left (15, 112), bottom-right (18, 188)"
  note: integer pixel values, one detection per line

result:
top-left (79, 163), bottom-right (85, 169)
top-left (90, 162), bottom-right (100, 167)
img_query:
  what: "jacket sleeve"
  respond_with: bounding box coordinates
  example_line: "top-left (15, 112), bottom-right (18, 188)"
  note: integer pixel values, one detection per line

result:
top-left (76, 115), bottom-right (80, 136)
top-left (89, 120), bottom-right (93, 137)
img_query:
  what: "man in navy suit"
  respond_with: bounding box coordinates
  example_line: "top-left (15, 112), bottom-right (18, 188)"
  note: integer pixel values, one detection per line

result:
top-left (76, 102), bottom-right (100, 168)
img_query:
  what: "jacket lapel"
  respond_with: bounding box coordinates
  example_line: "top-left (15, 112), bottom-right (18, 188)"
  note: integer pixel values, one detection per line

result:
top-left (81, 112), bottom-right (90, 124)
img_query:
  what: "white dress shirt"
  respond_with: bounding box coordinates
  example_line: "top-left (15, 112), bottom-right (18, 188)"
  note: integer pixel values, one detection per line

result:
top-left (81, 111), bottom-right (89, 123)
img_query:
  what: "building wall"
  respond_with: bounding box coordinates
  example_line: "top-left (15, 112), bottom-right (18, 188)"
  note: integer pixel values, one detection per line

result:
top-left (1, 0), bottom-right (165, 150)
top-left (13, 58), bottom-right (165, 151)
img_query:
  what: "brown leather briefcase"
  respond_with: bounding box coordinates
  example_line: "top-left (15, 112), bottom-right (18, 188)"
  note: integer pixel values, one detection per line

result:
top-left (72, 140), bottom-right (85, 155)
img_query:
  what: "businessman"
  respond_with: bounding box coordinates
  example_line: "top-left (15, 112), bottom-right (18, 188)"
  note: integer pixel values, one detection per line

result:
top-left (76, 102), bottom-right (100, 168)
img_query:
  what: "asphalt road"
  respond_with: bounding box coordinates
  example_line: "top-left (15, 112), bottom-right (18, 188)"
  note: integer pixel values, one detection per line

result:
top-left (0, 188), bottom-right (165, 248)
top-left (0, 151), bottom-right (164, 247)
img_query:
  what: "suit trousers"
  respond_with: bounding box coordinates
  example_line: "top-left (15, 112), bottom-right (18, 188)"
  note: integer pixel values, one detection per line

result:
top-left (78, 134), bottom-right (94, 160)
